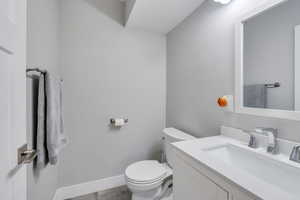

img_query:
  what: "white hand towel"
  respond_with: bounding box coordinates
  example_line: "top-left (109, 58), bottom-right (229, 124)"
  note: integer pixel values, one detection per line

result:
top-left (46, 73), bottom-right (67, 165)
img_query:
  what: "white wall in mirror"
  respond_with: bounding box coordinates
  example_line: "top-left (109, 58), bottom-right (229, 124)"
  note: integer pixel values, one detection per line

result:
top-left (235, 0), bottom-right (300, 121)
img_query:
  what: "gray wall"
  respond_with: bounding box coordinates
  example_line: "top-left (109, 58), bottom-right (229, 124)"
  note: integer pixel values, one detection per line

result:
top-left (58, 0), bottom-right (166, 187)
top-left (26, 0), bottom-right (61, 200)
top-left (244, 0), bottom-right (300, 110)
top-left (167, 0), bottom-right (300, 142)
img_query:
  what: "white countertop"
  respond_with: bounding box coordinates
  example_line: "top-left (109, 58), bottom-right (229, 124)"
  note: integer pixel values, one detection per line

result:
top-left (171, 134), bottom-right (300, 200)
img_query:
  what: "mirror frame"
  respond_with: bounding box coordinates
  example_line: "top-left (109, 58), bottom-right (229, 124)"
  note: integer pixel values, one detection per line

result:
top-left (234, 0), bottom-right (300, 121)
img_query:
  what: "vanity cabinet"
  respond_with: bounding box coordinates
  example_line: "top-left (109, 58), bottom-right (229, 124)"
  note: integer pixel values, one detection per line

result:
top-left (232, 191), bottom-right (256, 200)
top-left (173, 153), bottom-right (258, 200)
top-left (173, 157), bottom-right (229, 200)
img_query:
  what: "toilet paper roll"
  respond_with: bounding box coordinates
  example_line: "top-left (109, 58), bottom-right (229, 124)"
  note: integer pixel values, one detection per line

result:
top-left (114, 119), bottom-right (125, 127)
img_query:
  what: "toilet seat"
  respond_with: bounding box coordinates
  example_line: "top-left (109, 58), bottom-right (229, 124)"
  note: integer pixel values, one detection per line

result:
top-left (127, 178), bottom-right (164, 192)
top-left (127, 175), bottom-right (165, 185)
top-left (125, 160), bottom-right (168, 185)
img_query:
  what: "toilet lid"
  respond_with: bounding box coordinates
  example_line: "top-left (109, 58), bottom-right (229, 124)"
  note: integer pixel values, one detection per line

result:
top-left (125, 160), bottom-right (167, 183)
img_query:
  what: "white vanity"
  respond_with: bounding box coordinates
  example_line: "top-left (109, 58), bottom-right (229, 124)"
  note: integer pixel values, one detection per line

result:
top-left (171, 126), bottom-right (300, 200)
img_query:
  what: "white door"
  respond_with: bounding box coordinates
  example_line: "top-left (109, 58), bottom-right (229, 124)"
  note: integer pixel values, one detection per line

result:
top-left (0, 0), bottom-right (27, 200)
top-left (295, 25), bottom-right (300, 110)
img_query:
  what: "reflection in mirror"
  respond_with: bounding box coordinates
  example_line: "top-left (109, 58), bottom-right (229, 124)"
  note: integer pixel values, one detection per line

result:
top-left (243, 0), bottom-right (300, 111)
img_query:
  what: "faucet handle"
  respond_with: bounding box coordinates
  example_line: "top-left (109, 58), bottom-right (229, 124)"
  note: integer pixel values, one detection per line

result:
top-left (248, 135), bottom-right (256, 148)
top-left (255, 127), bottom-right (278, 154)
top-left (290, 145), bottom-right (300, 163)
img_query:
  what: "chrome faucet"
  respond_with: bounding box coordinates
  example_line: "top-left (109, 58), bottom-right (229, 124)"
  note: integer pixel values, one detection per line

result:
top-left (290, 145), bottom-right (300, 163)
top-left (243, 130), bottom-right (256, 148)
top-left (255, 127), bottom-right (278, 154)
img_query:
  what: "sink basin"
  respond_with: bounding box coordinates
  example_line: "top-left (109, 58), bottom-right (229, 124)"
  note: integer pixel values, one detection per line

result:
top-left (203, 144), bottom-right (300, 197)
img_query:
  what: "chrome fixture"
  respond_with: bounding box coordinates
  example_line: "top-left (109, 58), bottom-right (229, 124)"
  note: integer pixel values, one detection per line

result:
top-left (214, 0), bottom-right (232, 4)
top-left (248, 134), bottom-right (256, 148)
top-left (255, 127), bottom-right (278, 154)
top-left (290, 145), bottom-right (300, 163)
top-left (26, 67), bottom-right (46, 79)
top-left (17, 144), bottom-right (37, 165)
top-left (243, 130), bottom-right (256, 148)
top-left (26, 67), bottom-right (63, 81)
top-left (26, 67), bottom-right (47, 74)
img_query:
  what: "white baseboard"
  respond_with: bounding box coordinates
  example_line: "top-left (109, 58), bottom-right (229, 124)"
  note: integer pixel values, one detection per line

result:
top-left (53, 175), bottom-right (125, 200)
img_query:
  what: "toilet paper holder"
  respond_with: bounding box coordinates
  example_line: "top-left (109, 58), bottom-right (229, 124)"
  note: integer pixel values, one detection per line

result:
top-left (110, 118), bottom-right (128, 126)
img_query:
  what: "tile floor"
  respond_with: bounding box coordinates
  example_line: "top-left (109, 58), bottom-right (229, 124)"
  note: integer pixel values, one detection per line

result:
top-left (68, 185), bottom-right (173, 200)
top-left (68, 186), bottom-right (131, 200)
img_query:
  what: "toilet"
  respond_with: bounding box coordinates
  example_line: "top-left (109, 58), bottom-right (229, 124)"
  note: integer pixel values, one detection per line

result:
top-left (125, 128), bottom-right (196, 200)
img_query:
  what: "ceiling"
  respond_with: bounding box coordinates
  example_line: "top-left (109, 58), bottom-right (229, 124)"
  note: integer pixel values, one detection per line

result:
top-left (124, 0), bottom-right (206, 34)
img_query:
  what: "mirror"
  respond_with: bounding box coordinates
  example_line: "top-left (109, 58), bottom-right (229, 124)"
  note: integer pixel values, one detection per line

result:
top-left (243, 0), bottom-right (300, 111)
top-left (235, 0), bottom-right (300, 120)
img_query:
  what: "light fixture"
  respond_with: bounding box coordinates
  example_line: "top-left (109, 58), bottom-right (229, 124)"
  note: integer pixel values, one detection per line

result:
top-left (214, 0), bottom-right (232, 5)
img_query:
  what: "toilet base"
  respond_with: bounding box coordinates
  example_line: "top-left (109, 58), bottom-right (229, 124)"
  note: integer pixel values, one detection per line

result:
top-left (161, 193), bottom-right (173, 200)
top-left (131, 186), bottom-right (162, 200)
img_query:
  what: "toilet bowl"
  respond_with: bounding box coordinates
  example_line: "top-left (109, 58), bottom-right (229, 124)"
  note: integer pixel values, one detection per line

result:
top-left (125, 128), bottom-right (196, 200)
top-left (126, 160), bottom-right (172, 200)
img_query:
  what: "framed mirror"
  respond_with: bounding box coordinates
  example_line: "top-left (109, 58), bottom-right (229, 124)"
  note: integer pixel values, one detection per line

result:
top-left (235, 0), bottom-right (300, 120)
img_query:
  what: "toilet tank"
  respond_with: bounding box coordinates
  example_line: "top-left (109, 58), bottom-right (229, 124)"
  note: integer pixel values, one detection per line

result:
top-left (163, 128), bottom-right (196, 168)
